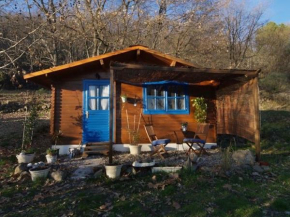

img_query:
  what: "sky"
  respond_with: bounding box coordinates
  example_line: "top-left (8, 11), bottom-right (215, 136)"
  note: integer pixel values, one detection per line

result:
top-left (265, 0), bottom-right (290, 24)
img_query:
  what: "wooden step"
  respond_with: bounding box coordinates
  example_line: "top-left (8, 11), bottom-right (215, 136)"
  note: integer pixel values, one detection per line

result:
top-left (83, 142), bottom-right (110, 157)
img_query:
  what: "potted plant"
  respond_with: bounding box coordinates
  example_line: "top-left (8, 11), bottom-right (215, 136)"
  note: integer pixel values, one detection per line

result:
top-left (46, 148), bottom-right (58, 163)
top-left (191, 97), bottom-right (207, 123)
top-left (181, 122), bottom-right (188, 132)
top-left (29, 164), bottom-right (50, 181)
top-left (128, 130), bottom-right (141, 155)
top-left (126, 109), bottom-right (142, 155)
top-left (120, 94), bottom-right (127, 103)
top-left (51, 130), bottom-right (62, 156)
top-left (16, 96), bottom-right (39, 164)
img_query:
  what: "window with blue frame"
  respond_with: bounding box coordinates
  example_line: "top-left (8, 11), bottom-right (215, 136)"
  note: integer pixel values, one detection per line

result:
top-left (143, 82), bottom-right (189, 114)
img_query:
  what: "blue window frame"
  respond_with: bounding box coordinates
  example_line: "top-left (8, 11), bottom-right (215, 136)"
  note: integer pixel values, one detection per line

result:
top-left (143, 81), bottom-right (189, 114)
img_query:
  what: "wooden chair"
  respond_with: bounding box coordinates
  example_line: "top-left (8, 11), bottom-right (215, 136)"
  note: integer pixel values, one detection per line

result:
top-left (183, 123), bottom-right (210, 156)
top-left (144, 124), bottom-right (171, 159)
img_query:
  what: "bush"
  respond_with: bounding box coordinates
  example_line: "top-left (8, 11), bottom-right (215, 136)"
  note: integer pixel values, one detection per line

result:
top-left (259, 72), bottom-right (289, 93)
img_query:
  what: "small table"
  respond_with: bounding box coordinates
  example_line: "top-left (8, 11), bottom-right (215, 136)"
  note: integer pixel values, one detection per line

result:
top-left (183, 138), bottom-right (209, 156)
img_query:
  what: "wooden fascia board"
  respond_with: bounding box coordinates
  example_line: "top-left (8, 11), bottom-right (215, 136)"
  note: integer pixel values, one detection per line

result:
top-left (24, 46), bottom-right (147, 80)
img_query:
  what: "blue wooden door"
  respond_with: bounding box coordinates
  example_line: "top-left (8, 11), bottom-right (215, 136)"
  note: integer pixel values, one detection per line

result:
top-left (83, 80), bottom-right (110, 143)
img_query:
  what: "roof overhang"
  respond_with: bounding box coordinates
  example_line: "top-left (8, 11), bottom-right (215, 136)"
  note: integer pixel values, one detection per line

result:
top-left (24, 45), bottom-right (201, 87)
top-left (110, 62), bottom-right (260, 87)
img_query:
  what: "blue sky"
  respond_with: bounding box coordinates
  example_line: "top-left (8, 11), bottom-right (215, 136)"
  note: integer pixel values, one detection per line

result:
top-left (265, 0), bottom-right (290, 24)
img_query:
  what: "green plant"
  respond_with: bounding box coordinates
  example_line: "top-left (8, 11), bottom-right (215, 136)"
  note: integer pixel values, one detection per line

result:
top-left (46, 148), bottom-right (58, 156)
top-left (181, 122), bottom-right (188, 127)
top-left (21, 95), bottom-right (39, 150)
top-left (191, 97), bottom-right (207, 123)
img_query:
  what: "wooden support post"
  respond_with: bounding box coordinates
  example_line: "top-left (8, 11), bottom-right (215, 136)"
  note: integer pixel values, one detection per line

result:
top-left (253, 77), bottom-right (261, 161)
top-left (109, 69), bottom-right (114, 164)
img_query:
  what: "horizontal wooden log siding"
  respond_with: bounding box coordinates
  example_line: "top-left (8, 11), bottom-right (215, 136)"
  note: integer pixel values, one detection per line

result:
top-left (118, 83), bottom-right (217, 144)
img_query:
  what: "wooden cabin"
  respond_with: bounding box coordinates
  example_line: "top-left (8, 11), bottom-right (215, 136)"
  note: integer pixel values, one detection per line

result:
top-left (24, 45), bottom-right (261, 159)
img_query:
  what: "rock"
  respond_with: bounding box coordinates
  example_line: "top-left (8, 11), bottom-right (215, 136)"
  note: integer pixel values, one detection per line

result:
top-left (261, 166), bottom-right (271, 171)
top-left (14, 164), bottom-right (28, 175)
top-left (232, 149), bottom-right (255, 166)
top-left (252, 172), bottom-right (260, 176)
top-left (94, 169), bottom-right (103, 178)
top-left (253, 165), bottom-right (264, 173)
top-left (17, 171), bottom-right (30, 182)
top-left (51, 170), bottom-right (65, 182)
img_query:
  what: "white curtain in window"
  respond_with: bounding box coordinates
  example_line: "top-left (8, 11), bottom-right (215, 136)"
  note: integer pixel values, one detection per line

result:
top-left (89, 86), bottom-right (96, 110)
top-left (100, 85), bottom-right (109, 110)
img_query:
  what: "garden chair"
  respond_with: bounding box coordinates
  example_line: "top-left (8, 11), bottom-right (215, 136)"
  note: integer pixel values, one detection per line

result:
top-left (144, 124), bottom-right (171, 159)
top-left (183, 123), bottom-right (210, 156)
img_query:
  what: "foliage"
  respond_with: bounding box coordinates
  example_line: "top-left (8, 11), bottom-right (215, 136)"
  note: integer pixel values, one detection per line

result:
top-left (259, 72), bottom-right (289, 93)
top-left (181, 122), bottom-right (188, 127)
top-left (21, 96), bottom-right (39, 150)
top-left (125, 109), bottom-right (142, 146)
top-left (51, 130), bottom-right (62, 146)
top-left (191, 97), bottom-right (207, 123)
top-left (46, 148), bottom-right (58, 156)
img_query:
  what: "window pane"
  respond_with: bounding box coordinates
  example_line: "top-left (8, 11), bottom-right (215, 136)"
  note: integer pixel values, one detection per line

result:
top-left (99, 85), bottom-right (109, 97)
top-left (147, 86), bottom-right (155, 96)
top-left (156, 98), bottom-right (165, 110)
top-left (156, 86), bottom-right (165, 96)
top-left (176, 85), bottom-right (185, 97)
top-left (168, 98), bottom-right (175, 110)
top-left (147, 98), bottom-right (155, 110)
top-left (89, 99), bottom-right (97, 110)
top-left (89, 86), bottom-right (96, 97)
top-left (99, 99), bottom-right (109, 110)
top-left (177, 98), bottom-right (185, 110)
top-left (168, 85), bottom-right (176, 97)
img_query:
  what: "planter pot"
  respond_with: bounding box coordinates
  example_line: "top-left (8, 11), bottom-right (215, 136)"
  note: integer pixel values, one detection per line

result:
top-left (105, 165), bottom-right (122, 179)
top-left (181, 126), bottom-right (187, 132)
top-left (46, 154), bottom-right (57, 164)
top-left (152, 166), bottom-right (182, 173)
top-left (29, 167), bottom-right (50, 181)
top-left (16, 153), bottom-right (35, 163)
top-left (129, 145), bottom-right (141, 155)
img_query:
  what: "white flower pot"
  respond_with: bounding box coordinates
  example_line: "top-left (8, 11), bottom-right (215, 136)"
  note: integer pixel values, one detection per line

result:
top-left (152, 166), bottom-right (182, 173)
top-left (46, 154), bottom-right (57, 164)
top-left (105, 165), bottom-right (122, 179)
top-left (182, 126), bottom-right (187, 132)
top-left (16, 153), bottom-right (35, 163)
top-left (29, 167), bottom-right (50, 181)
top-left (129, 145), bottom-right (141, 155)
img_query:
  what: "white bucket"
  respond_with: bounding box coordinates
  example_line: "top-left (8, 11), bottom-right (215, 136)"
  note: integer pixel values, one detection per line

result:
top-left (129, 145), bottom-right (141, 155)
top-left (105, 165), bottom-right (122, 179)
top-left (16, 153), bottom-right (35, 163)
top-left (29, 167), bottom-right (50, 181)
top-left (46, 155), bottom-right (57, 164)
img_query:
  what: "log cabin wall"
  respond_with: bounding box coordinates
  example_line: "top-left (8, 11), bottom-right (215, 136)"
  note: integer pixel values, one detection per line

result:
top-left (118, 83), bottom-right (217, 144)
top-left (53, 67), bottom-right (110, 145)
top-left (52, 69), bottom-right (217, 145)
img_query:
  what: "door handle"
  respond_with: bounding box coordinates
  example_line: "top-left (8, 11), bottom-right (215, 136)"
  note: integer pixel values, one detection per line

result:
top-left (86, 111), bottom-right (89, 119)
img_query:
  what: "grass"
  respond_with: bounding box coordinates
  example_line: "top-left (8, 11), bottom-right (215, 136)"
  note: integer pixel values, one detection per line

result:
top-left (0, 109), bottom-right (290, 216)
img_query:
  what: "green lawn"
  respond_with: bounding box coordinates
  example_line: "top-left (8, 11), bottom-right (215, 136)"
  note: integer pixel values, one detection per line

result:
top-left (0, 110), bottom-right (289, 216)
